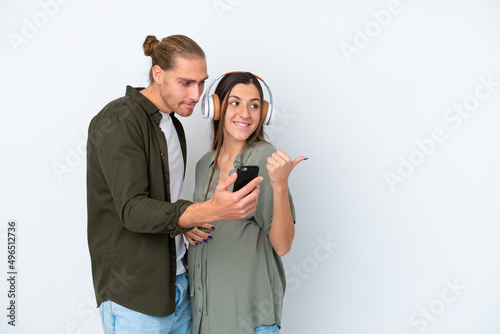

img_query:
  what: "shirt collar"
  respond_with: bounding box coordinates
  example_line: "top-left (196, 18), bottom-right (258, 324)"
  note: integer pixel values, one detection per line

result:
top-left (126, 86), bottom-right (159, 115)
top-left (208, 143), bottom-right (257, 168)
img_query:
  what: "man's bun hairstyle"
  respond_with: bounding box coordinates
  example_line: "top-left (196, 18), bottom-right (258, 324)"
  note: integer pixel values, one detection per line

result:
top-left (142, 34), bottom-right (205, 84)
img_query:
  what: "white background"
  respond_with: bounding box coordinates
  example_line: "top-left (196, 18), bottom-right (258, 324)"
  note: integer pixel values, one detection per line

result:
top-left (1, 0), bottom-right (500, 333)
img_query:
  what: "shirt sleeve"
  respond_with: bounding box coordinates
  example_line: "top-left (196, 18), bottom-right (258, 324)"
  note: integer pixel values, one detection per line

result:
top-left (90, 114), bottom-right (192, 237)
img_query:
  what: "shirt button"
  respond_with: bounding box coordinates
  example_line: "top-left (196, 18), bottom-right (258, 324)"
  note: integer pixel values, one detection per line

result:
top-left (197, 264), bottom-right (200, 268)
top-left (198, 308), bottom-right (202, 313)
top-left (197, 286), bottom-right (201, 290)
top-left (170, 266), bottom-right (175, 272)
top-left (160, 152), bottom-right (165, 157)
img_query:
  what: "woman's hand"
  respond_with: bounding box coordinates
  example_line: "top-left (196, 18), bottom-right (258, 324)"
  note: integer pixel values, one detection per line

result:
top-left (184, 227), bottom-right (212, 246)
top-left (266, 150), bottom-right (307, 189)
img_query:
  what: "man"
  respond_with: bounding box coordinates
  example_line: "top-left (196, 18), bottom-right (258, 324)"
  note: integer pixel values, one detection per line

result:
top-left (87, 34), bottom-right (262, 334)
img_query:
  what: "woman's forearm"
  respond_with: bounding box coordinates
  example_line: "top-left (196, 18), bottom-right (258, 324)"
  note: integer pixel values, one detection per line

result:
top-left (269, 184), bottom-right (295, 256)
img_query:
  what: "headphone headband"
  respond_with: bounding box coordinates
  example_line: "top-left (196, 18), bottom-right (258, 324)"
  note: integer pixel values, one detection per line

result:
top-left (201, 71), bottom-right (274, 125)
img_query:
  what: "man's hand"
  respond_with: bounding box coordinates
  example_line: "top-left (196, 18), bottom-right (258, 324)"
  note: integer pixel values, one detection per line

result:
top-left (209, 172), bottom-right (263, 221)
top-left (177, 172), bottom-right (263, 230)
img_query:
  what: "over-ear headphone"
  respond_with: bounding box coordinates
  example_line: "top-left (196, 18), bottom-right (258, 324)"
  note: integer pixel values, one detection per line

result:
top-left (201, 71), bottom-right (274, 125)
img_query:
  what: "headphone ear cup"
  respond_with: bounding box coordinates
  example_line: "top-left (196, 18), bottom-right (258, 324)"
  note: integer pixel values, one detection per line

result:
top-left (212, 94), bottom-right (221, 121)
top-left (261, 100), bottom-right (269, 125)
top-left (262, 100), bottom-right (274, 125)
top-left (201, 92), bottom-right (209, 119)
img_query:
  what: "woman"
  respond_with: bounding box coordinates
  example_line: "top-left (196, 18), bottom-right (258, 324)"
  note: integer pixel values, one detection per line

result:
top-left (185, 72), bottom-right (305, 334)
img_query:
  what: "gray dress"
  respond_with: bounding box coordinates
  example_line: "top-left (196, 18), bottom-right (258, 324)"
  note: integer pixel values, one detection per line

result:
top-left (188, 141), bottom-right (296, 334)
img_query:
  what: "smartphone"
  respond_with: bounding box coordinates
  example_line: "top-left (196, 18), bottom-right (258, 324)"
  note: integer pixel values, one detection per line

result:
top-left (233, 165), bottom-right (259, 192)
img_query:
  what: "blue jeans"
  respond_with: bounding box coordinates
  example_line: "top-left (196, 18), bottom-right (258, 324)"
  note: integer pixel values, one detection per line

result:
top-left (98, 272), bottom-right (192, 334)
top-left (254, 324), bottom-right (280, 333)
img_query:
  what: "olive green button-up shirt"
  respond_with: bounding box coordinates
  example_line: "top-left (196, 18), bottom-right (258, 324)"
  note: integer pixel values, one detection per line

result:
top-left (188, 141), bottom-right (296, 334)
top-left (87, 86), bottom-right (192, 316)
